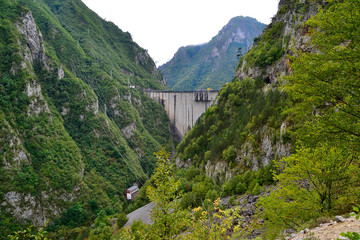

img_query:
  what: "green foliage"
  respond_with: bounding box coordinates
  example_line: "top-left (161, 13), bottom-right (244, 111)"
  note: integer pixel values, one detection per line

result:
top-left (352, 205), bottom-right (360, 220)
top-left (251, 183), bottom-right (261, 195)
top-left (185, 166), bottom-right (200, 181)
top-left (258, 0), bottom-right (360, 238)
top-left (222, 145), bottom-right (236, 164)
top-left (340, 205), bottom-right (360, 240)
top-left (241, 21), bottom-right (285, 70)
top-left (236, 182), bottom-right (247, 195)
top-left (341, 232), bottom-right (360, 240)
top-left (258, 145), bottom-right (359, 239)
top-left (58, 203), bottom-right (89, 228)
top-left (228, 196), bottom-right (235, 205)
top-left (146, 149), bottom-right (190, 238)
top-left (116, 213), bottom-right (128, 229)
top-left (222, 164), bottom-right (274, 198)
top-left (8, 226), bottom-right (48, 240)
top-left (0, 0), bottom-right (174, 237)
top-left (116, 150), bottom-right (244, 240)
top-left (284, 0), bottom-right (360, 150)
top-left (178, 171), bottom-right (215, 209)
top-left (89, 210), bottom-right (112, 240)
top-left (177, 77), bottom-right (286, 174)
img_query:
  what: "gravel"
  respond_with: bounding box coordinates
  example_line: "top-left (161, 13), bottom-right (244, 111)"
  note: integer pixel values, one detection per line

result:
top-left (124, 202), bottom-right (155, 227)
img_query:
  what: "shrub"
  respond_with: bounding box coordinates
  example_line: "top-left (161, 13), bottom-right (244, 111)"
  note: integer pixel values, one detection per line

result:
top-left (229, 196), bottom-right (235, 206)
top-left (251, 183), bottom-right (261, 195)
top-left (116, 213), bottom-right (128, 229)
top-left (236, 182), bottom-right (247, 195)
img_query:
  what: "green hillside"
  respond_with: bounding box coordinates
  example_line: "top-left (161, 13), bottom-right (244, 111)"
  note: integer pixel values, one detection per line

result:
top-left (159, 16), bottom-right (265, 90)
top-left (2, 0), bottom-right (360, 239)
top-left (174, 0), bottom-right (360, 238)
top-left (0, 0), bottom-right (173, 237)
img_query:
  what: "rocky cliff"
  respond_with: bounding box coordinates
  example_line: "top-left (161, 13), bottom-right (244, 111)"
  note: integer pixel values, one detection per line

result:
top-left (0, 0), bottom-right (172, 234)
top-left (236, 0), bottom-right (321, 82)
top-left (159, 16), bottom-right (265, 90)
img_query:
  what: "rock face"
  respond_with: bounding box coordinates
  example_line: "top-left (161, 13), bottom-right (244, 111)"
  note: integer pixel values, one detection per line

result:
top-left (3, 190), bottom-right (76, 226)
top-left (16, 12), bottom-right (51, 71)
top-left (159, 16), bottom-right (265, 90)
top-left (1, 119), bottom-right (30, 170)
top-left (235, 0), bottom-right (320, 83)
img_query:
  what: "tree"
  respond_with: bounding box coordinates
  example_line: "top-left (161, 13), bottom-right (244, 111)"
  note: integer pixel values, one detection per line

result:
top-left (180, 198), bottom-right (243, 240)
top-left (258, 144), bottom-right (359, 239)
top-left (117, 213), bottom-right (128, 229)
top-left (284, 0), bottom-right (360, 152)
top-left (145, 148), bottom-right (190, 239)
top-left (115, 149), bottom-right (244, 239)
top-left (258, 0), bottom-right (360, 238)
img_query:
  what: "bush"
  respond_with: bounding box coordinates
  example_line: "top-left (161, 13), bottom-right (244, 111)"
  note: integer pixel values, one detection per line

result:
top-left (251, 183), bottom-right (261, 195)
top-left (186, 166), bottom-right (200, 181)
top-left (60, 203), bottom-right (89, 227)
top-left (116, 213), bottom-right (128, 228)
top-left (205, 189), bottom-right (218, 202)
top-left (180, 192), bottom-right (195, 209)
top-left (236, 182), bottom-right (247, 195)
top-left (229, 196), bottom-right (235, 206)
top-left (8, 226), bottom-right (48, 240)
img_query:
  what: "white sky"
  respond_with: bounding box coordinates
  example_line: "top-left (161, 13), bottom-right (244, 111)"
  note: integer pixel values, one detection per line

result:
top-left (82, 0), bottom-right (280, 65)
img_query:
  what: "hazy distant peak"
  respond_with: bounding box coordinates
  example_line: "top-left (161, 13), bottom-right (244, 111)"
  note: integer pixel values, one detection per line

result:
top-left (160, 16), bottom-right (265, 90)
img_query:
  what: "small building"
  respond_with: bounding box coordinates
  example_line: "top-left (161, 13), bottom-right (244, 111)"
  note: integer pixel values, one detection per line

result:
top-left (126, 186), bottom-right (139, 200)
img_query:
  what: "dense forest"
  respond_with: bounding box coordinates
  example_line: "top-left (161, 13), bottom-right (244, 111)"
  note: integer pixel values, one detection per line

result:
top-left (2, 0), bottom-right (360, 239)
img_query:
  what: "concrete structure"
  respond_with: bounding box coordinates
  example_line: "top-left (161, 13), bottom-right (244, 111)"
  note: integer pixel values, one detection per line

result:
top-left (126, 185), bottom-right (139, 200)
top-left (146, 90), bottom-right (219, 141)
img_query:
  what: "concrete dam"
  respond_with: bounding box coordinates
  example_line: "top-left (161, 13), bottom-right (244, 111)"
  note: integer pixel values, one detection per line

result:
top-left (146, 90), bottom-right (219, 141)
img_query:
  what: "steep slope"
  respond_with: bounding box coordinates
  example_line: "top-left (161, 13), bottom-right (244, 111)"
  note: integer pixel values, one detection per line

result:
top-left (159, 16), bottom-right (265, 90)
top-left (176, 0), bottom-right (321, 180)
top-left (236, 0), bottom-right (320, 83)
top-left (0, 0), bottom-right (173, 234)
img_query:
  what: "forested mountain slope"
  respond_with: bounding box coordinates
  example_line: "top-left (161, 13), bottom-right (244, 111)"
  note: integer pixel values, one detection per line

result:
top-left (176, 0), bottom-right (321, 180)
top-left (174, 0), bottom-right (360, 238)
top-left (0, 0), bottom-right (172, 235)
top-left (159, 16), bottom-right (265, 90)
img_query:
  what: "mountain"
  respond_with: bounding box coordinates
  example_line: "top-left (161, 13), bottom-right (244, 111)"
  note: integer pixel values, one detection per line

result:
top-left (176, 0), bottom-right (321, 179)
top-left (159, 16), bottom-right (265, 90)
top-left (0, 0), bottom-right (173, 235)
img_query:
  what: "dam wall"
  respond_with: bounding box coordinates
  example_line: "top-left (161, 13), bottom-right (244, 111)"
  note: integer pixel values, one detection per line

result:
top-left (146, 90), bottom-right (218, 141)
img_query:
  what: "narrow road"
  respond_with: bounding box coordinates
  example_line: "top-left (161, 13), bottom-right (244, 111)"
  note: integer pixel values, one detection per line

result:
top-left (124, 202), bottom-right (154, 227)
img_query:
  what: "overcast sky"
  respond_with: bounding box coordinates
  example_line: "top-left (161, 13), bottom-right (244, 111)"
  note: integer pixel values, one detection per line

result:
top-left (82, 0), bottom-right (280, 65)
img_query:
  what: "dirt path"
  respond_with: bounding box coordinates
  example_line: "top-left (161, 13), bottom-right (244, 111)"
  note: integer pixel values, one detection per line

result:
top-left (293, 216), bottom-right (360, 240)
top-left (124, 202), bottom-right (154, 227)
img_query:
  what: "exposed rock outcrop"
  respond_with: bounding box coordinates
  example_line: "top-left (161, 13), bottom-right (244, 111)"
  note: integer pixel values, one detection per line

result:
top-left (1, 119), bottom-right (30, 170)
top-left (25, 80), bottom-right (51, 116)
top-left (16, 12), bottom-right (51, 71)
top-left (2, 189), bottom-right (77, 226)
top-left (235, 1), bottom-right (320, 83)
